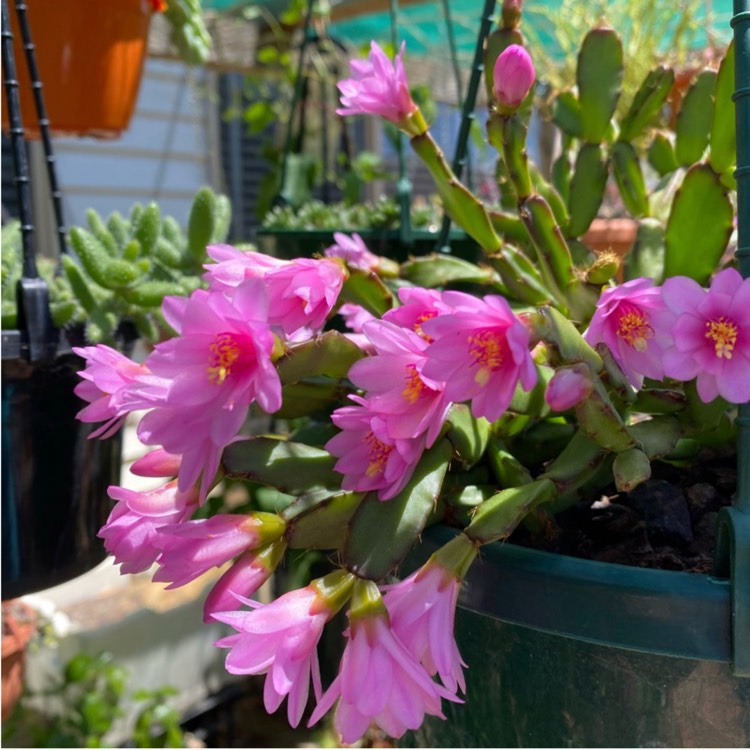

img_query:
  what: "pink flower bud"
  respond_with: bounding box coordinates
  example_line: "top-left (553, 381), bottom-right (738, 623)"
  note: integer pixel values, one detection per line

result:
top-left (545, 365), bottom-right (594, 412)
top-left (493, 45), bottom-right (535, 110)
top-left (130, 448), bottom-right (182, 478)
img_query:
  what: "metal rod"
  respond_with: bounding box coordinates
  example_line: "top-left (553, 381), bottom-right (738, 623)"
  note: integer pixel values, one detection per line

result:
top-left (14, 0), bottom-right (66, 258)
top-left (1, 0), bottom-right (36, 279)
top-left (436, 0), bottom-right (497, 253)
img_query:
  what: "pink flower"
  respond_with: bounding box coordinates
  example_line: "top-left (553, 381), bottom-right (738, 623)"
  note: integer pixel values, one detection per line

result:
top-left (136, 283), bottom-right (281, 498)
top-left (73, 345), bottom-right (167, 439)
top-left (263, 258), bottom-right (347, 338)
top-left (324, 232), bottom-right (380, 272)
top-left (99, 480), bottom-right (199, 574)
top-left (153, 512), bottom-right (285, 589)
top-left (662, 268), bottom-right (750, 404)
top-left (204, 243), bottom-right (285, 293)
top-left (383, 287), bottom-right (453, 341)
top-left (308, 587), bottom-right (458, 744)
top-left (584, 278), bottom-right (676, 389)
top-left (129, 448), bottom-right (181, 478)
top-left (214, 584), bottom-right (336, 727)
top-left (350, 320), bottom-right (451, 447)
top-left (326, 396), bottom-right (427, 500)
top-left (382, 562), bottom-right (467, 694)
top-left (337, 42), bottom-right (422, 135)
top-left (545, 364), bottom-right (594, 412)
top-left (337, 303), bottom-right (377, 334)
top-left (493, 44), bottom-right (535, 110)
top-left (203, 542), bottom-right (286, 623)
top-left (420, 291), bottom-right (537, 422)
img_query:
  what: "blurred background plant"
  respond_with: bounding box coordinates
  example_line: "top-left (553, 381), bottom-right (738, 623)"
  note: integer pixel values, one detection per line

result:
top-left (2, 651), bottom-right (185, 748)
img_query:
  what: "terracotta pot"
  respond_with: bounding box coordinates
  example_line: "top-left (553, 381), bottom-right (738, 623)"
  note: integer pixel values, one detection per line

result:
top-left (1, 600), bottom-right (36, 721)
top-left (582, 217), bottom-right (638, 260)
top-left (2, 0), bottom-right (153, 139)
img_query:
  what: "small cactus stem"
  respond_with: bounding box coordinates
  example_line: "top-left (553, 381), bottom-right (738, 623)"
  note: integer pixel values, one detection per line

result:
top-left (410, 131), bottom-right (502, 252)
top-left (430, 533), bottom-right (479, 580)
top-left (348, 579), bottom-right (387, 623)
top-left (488, 111), bottom-right (533, 200)
top-left (464, 478), bottom-right (557, 545)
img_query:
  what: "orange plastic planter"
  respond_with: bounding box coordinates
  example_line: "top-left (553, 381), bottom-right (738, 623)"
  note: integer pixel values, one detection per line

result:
top-left (3, 0), bottom-right (152, 139)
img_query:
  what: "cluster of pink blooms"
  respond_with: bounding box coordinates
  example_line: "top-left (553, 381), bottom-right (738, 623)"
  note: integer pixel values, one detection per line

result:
top-left (70, 35), bottom-right (749, 744)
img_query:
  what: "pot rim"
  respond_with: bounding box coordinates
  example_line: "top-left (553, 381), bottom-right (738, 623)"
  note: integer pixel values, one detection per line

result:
top-left (410, 525), bottom-right (731, 662)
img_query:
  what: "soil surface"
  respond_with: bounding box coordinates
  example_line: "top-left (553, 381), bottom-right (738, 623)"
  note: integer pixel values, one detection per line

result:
top-left (508, 452), bottom-right (737, 573)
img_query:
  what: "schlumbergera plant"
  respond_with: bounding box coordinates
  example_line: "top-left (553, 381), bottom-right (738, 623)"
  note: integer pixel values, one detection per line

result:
top-left (72, 4), bottom-right (745, 745)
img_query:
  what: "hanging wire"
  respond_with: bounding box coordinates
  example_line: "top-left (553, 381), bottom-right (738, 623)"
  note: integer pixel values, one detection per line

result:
top-left (14, 0), bottom-right (66, 258)
top-left (1, 0), bottom-right (36, 279)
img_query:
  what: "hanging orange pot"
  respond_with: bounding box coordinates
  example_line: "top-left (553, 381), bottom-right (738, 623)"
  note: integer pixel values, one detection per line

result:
top-left (2, 0), bottom-right (154, 139)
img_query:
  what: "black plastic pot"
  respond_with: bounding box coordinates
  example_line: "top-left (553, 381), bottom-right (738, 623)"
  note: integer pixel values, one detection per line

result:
top-left (401, 525), bottom-right (750, 748)
top-left (1, 348), bottom-right (123, 599)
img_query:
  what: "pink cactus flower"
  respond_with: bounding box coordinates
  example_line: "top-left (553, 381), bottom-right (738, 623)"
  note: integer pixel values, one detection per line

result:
top-left (383, 287), bottom-right (453, 342)
top-left (99, 480), bottom-right (199, 574)
top-left (350, 320), bottom-right (451, 447)
top-left (136, 283), bottom-right (281, 499)
top-left (73, 344), bottom-right (167, 439)
top-left (324, 232), bottom-right (380, 272)
top-left (545, 364), bottom-right (595, 412)
top-left (203, 244), bottom-right (286, 293)
top-left (263, 257), bottom-right (347, 338)
top-left (214, 585), bottom-right (334, 727)
top-left (308, 591), bottom-right (458, 744)
top-left (662, 268), bottom-right (750, 404)
top-left (420, 291), bottom-right (537, 422)
top-left (584, 278), bottom-right (676, 389)
top-left (203, 542), bottom-right (286, 623)
top-left (337, 303), bottom-right (377, 334)
top-left (337, 41), bottom-right (422, 135)
top-left (129, 448), bottom-right (182, 478)
top-left (382, 562), bottom-right (467, 694)
top-left (153, 512), bottom-right (285, 589)
top-left (326, 396), bottom-right (427, 500)
top-left (493, 44), bottom-right (535, 110)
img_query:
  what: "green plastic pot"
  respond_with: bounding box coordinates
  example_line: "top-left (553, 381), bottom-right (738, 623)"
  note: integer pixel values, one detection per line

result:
top-left (401, 525), bottom-right (750, 748)
top-left (254, 227), bottom-right (480, 263)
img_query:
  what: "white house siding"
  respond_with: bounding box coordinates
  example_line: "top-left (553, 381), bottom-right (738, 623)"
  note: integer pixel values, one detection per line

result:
top-left (29, 57), bottom-right (222, 253)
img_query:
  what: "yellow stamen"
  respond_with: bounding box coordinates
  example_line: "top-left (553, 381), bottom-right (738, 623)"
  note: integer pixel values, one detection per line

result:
top-left (207, 333), bottom-right (241, 384)
top-left (616, 305), bottom-right (653, 352)
top-left (705, 317), bottom-right (737, 360)
top-left (402, 365), bottom-right (428, 404)
top-left (413, 312), bottom-right (436, 341)
top-left (468, 330), bottom-right (506, 386)
top-left (364, 431), bottom-right (392, 477)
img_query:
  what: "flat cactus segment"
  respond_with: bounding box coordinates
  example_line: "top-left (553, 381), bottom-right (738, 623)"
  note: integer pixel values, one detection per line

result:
top-left (567, 142), bottom-right (609, 237)
top-left (709, 41), bottom-right (736, 177)
top-left (611, 141), bottom-right (650, 218)
top-left (618, 65), bottom-right (675, 142)
top-left (577, 27), bottom-right (623, 144)
top-left (674, 70), bottom-right (717, 166)
top-left (664, 164), bottom-right (734, 284)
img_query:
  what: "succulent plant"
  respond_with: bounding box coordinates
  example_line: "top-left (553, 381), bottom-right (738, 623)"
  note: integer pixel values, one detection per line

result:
top-left (1, 186), bottom-right (231, 346)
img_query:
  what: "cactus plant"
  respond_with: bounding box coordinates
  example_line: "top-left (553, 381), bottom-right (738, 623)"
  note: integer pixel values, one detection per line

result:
top-left (1, 186), bottom-right (231, 346)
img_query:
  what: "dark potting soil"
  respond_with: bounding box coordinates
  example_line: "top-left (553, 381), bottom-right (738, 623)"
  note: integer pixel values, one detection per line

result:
top-left (507, 452), bottom-right (737, 573)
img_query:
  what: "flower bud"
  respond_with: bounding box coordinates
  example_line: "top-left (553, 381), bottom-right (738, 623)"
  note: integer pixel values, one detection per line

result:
top-left (545, 365), bottom-right (594, 412)
top-left (493, 44), bottom-right (535, 112)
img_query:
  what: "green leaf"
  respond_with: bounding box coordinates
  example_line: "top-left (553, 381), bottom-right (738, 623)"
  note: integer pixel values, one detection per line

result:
top-left (277, 380), bottom-right (350, 419)
top-left (628, 416), bottom-right (681, 459)
top-left (338, 268), bottom-right (394, 317)
top-left (277, 331), bottom-right (366, 384)
top-left (664, 164), bottom-right (734, 283)
top-left (674, 70), bottom-right (717, 166)
top-left (400, 254), bottom-right (494, 287)
top-left (343, 439), bottom-right (452, 579)
top-left (709, 41), bottom-right (736, 177)
top-left (445, 404), bottom-right (490, 467)
top-left (577, 27), bottom-right (623, 144)
top-left (624, 218), bottom-right (665, 282)
top-left (285, 491), bottom-right (364, 549)
top-left (221, 437), bottom-right (341, 495)
top-left (647, 131), bottom-right (679, 176)
top-left (618, 65), bottom-right (675, 142)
